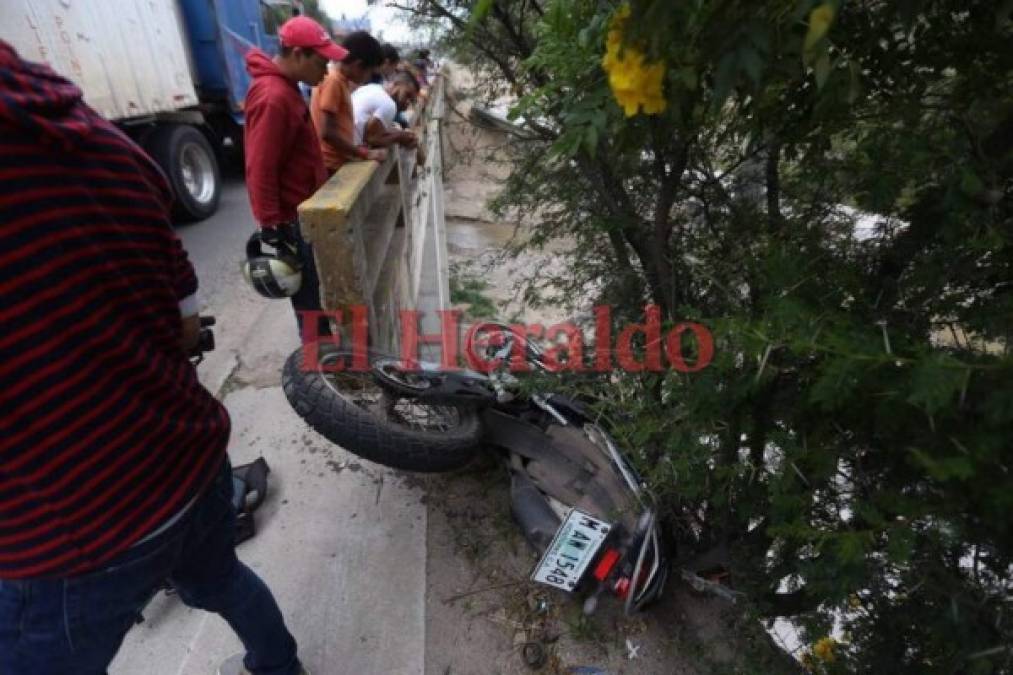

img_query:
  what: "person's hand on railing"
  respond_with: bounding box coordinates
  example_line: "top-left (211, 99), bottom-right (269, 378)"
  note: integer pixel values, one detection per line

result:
top-left (397, 131), bottom-right (418, 149)
top-left (366, 148), bottom-right (388, 162)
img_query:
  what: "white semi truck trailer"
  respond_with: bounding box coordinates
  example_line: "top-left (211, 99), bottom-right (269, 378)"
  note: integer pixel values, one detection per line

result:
top-left (0, 0), bottom-right (297, 221)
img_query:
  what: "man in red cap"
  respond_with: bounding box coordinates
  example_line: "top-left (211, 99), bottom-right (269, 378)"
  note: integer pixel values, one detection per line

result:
top-left (244, 16), bottom-right (347, 340)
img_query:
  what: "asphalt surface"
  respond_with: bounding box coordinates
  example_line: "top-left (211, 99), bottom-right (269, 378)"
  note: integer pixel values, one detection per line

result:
top-left (110, 178), bottom-right (427, 675)
top-left (174, 175), bottom-right (278, 397)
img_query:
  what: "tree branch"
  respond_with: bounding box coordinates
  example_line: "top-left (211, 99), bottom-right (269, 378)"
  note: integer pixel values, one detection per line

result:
top-left (649, 124), bottom-right (689, 316)
top-left (761, 588), bottom-right (824, 617)
top-left (765, 141), bottom-right (782, 233)
top-left (490, 2), bottom-right (533, 60)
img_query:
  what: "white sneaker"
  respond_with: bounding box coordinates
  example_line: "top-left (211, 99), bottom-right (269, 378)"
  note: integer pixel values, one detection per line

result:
top-left (217, 653), bottom-right (310, 675)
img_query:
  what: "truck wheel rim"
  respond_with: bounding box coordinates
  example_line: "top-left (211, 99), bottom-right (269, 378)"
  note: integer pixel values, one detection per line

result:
top-left (180, 142), bottom-right (216, 206)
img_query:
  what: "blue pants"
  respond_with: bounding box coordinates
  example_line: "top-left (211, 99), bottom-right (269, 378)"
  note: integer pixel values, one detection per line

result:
top-left (0, 459), bottom-right (301, 675)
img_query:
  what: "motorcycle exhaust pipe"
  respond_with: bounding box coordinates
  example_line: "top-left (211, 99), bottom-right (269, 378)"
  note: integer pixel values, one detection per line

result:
top-left (508, 468), bottom-right (562, 552)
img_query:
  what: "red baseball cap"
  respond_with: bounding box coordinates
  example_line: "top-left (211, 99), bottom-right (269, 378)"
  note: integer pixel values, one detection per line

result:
top-left (278, 16), bottom-right (348, 62)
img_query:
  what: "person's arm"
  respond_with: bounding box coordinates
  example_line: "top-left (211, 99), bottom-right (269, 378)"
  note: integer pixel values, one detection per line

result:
top-left (245, 99), bottom-right (290, 227)
top-left (129, 127), bottom-right (203, 351)
top-left (317, 76), bottom-right (383, 162)
top-left (319, 108), bottom-right (358, 158)
top-left (179, 301), bottom-right (201, 352)
top-left (361, 93), bottom-right (414, 149)
top-left (169, 239), bottom-right (201, 352)
top-left (364, 117), bottom-right (417, 149)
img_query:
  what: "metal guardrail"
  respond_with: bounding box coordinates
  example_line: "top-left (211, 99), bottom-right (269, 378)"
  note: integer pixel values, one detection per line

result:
top-left (298, 75), bottom-right (449, 354)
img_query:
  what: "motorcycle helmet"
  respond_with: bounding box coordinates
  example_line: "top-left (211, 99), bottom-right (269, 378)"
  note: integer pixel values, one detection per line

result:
top-left (242, 229), bottom-right (303, 299)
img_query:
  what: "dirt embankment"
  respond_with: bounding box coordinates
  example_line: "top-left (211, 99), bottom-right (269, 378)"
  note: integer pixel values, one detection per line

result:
top-left (423, 456), bottom-right (799, 675)
top-left (424, 65), bottom-right (799, 675)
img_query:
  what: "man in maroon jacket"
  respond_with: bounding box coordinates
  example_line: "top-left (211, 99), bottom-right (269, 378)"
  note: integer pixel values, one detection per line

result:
top-left (0, 42), bottom-right (305, 675)
top-left (244, 16), bottom-right (347, 340)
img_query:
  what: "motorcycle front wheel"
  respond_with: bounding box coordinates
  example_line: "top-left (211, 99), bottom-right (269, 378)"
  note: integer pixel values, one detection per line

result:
top-left (282, 345), bottom-right (482, 472)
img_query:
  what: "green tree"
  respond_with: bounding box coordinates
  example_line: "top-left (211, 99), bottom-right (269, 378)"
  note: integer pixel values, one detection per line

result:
top-left (300, 0), bottom-right (335, 35)
top-left (262, 1), bottom-right (334, 36)
top-left (399, 1), bottom-right (1013, 671)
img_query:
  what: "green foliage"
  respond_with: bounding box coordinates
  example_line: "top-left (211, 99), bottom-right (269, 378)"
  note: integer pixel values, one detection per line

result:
top-left (300, 0), bottom-right (333, 34)
top-left (404, 0), bottom-right (1013, 671)
top-left (450, 268), bottom-right (498, 319)
top-left (263, 0), bottom-right (334, 37)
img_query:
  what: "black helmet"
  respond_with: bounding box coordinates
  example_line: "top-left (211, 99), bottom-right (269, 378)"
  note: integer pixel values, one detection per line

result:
top-left (242, 230), bottom-right (303, 299)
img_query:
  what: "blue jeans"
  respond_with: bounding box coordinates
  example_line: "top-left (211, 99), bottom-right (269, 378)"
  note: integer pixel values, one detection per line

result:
top-left (0, 459), bottom-right (300, 675)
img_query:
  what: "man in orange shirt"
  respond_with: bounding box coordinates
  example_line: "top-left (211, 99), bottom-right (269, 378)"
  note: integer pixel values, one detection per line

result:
top-left (311, 31), bottom-right (386, 173)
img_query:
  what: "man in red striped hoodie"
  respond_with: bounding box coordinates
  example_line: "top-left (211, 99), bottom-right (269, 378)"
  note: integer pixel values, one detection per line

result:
top-left (0, 42), bottom-right (305, 675)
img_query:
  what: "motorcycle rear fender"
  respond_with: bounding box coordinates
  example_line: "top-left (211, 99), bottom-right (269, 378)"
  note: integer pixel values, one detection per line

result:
top-left (481, 408), bottom-right (640, 533)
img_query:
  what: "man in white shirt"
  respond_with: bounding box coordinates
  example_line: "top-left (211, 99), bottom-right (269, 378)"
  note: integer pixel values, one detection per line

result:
top-left (352, 72), bottom-right (420, 149)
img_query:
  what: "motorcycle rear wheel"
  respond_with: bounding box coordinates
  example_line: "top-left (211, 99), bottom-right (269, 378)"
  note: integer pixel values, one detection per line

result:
top-left (282, 345), bottom-right (482, 472)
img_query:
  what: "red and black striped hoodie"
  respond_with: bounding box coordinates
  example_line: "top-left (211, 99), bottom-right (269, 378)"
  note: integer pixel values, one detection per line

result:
top-left (0, 42), bottom-right (230, 578)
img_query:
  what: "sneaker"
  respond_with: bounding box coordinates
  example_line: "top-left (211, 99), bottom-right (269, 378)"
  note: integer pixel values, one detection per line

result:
top-left (217, 653), bottom-right (310, 675)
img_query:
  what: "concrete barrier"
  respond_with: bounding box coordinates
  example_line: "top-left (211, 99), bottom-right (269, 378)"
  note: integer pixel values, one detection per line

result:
top-left (298, 76), bottom-right (449, 354)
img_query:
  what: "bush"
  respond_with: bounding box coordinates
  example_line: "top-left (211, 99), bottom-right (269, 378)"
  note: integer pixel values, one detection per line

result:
top-left (403, 1), bottom-right (1013, 670)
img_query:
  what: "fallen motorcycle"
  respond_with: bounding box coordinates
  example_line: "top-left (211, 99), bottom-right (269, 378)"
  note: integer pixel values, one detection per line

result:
top-left (281, 322), bottom-right (669, 614)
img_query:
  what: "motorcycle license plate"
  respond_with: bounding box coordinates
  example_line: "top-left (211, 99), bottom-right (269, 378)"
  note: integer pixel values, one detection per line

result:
top-left (531, 509), bottom-right (610, 592)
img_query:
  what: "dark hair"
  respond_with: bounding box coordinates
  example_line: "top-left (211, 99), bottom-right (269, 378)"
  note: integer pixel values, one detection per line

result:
top-left (381, 44), bottom-right (400, 65)
top-left (341, 31), bottom-right (384, 68)
top-left (391, 71), bottom-right (420, 92)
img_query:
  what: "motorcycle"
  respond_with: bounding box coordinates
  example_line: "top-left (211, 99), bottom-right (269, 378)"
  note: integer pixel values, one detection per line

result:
top-left (282, 322), bottom-right (669, 615)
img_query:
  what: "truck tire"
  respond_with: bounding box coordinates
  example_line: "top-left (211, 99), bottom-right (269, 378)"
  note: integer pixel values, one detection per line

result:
top-left (146, 124), bottom-right (221, 222)
top-left (282, 345), bottom-right (483, 472)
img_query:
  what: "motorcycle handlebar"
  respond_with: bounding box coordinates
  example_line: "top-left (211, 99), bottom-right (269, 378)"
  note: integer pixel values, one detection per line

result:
top-left (190, 315), bottom-right (216, 362)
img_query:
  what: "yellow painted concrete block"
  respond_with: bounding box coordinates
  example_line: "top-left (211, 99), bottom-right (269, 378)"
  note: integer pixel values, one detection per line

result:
top-left (298, 160), bottom-right (378, 234)
top-left (296, 161), bottom-right (381, 311)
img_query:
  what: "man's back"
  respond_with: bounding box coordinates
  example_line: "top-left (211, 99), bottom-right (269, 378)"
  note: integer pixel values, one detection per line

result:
top-left (0, 44), bottom-right (229, 579)
top-left (351, 83), bottom-right (397, 145)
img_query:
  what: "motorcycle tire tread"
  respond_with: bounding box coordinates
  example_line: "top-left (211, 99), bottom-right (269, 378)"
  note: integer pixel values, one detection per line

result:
top-left (282, 346), bottom-right (483, 473)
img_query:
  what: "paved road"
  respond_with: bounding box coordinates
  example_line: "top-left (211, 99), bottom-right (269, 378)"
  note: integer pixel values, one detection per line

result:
top-left (174, 176), bottom-right (278, 397)
top-left (110, 179), bottom-right (427, 675)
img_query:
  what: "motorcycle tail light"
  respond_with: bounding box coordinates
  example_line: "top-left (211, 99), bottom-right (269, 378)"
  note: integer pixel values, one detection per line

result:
top-left (614, 576), bottom-right (631, 599)
top-left (592, 548), bottom-right (622, 582)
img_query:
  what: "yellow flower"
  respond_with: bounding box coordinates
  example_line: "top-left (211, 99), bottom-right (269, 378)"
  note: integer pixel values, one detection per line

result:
top-left (601, 4), bottom-right (667, 117)
top-left (813, 636), bottom-right (837, 663)
top-left (804, 3), bottom-right (836, 53)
